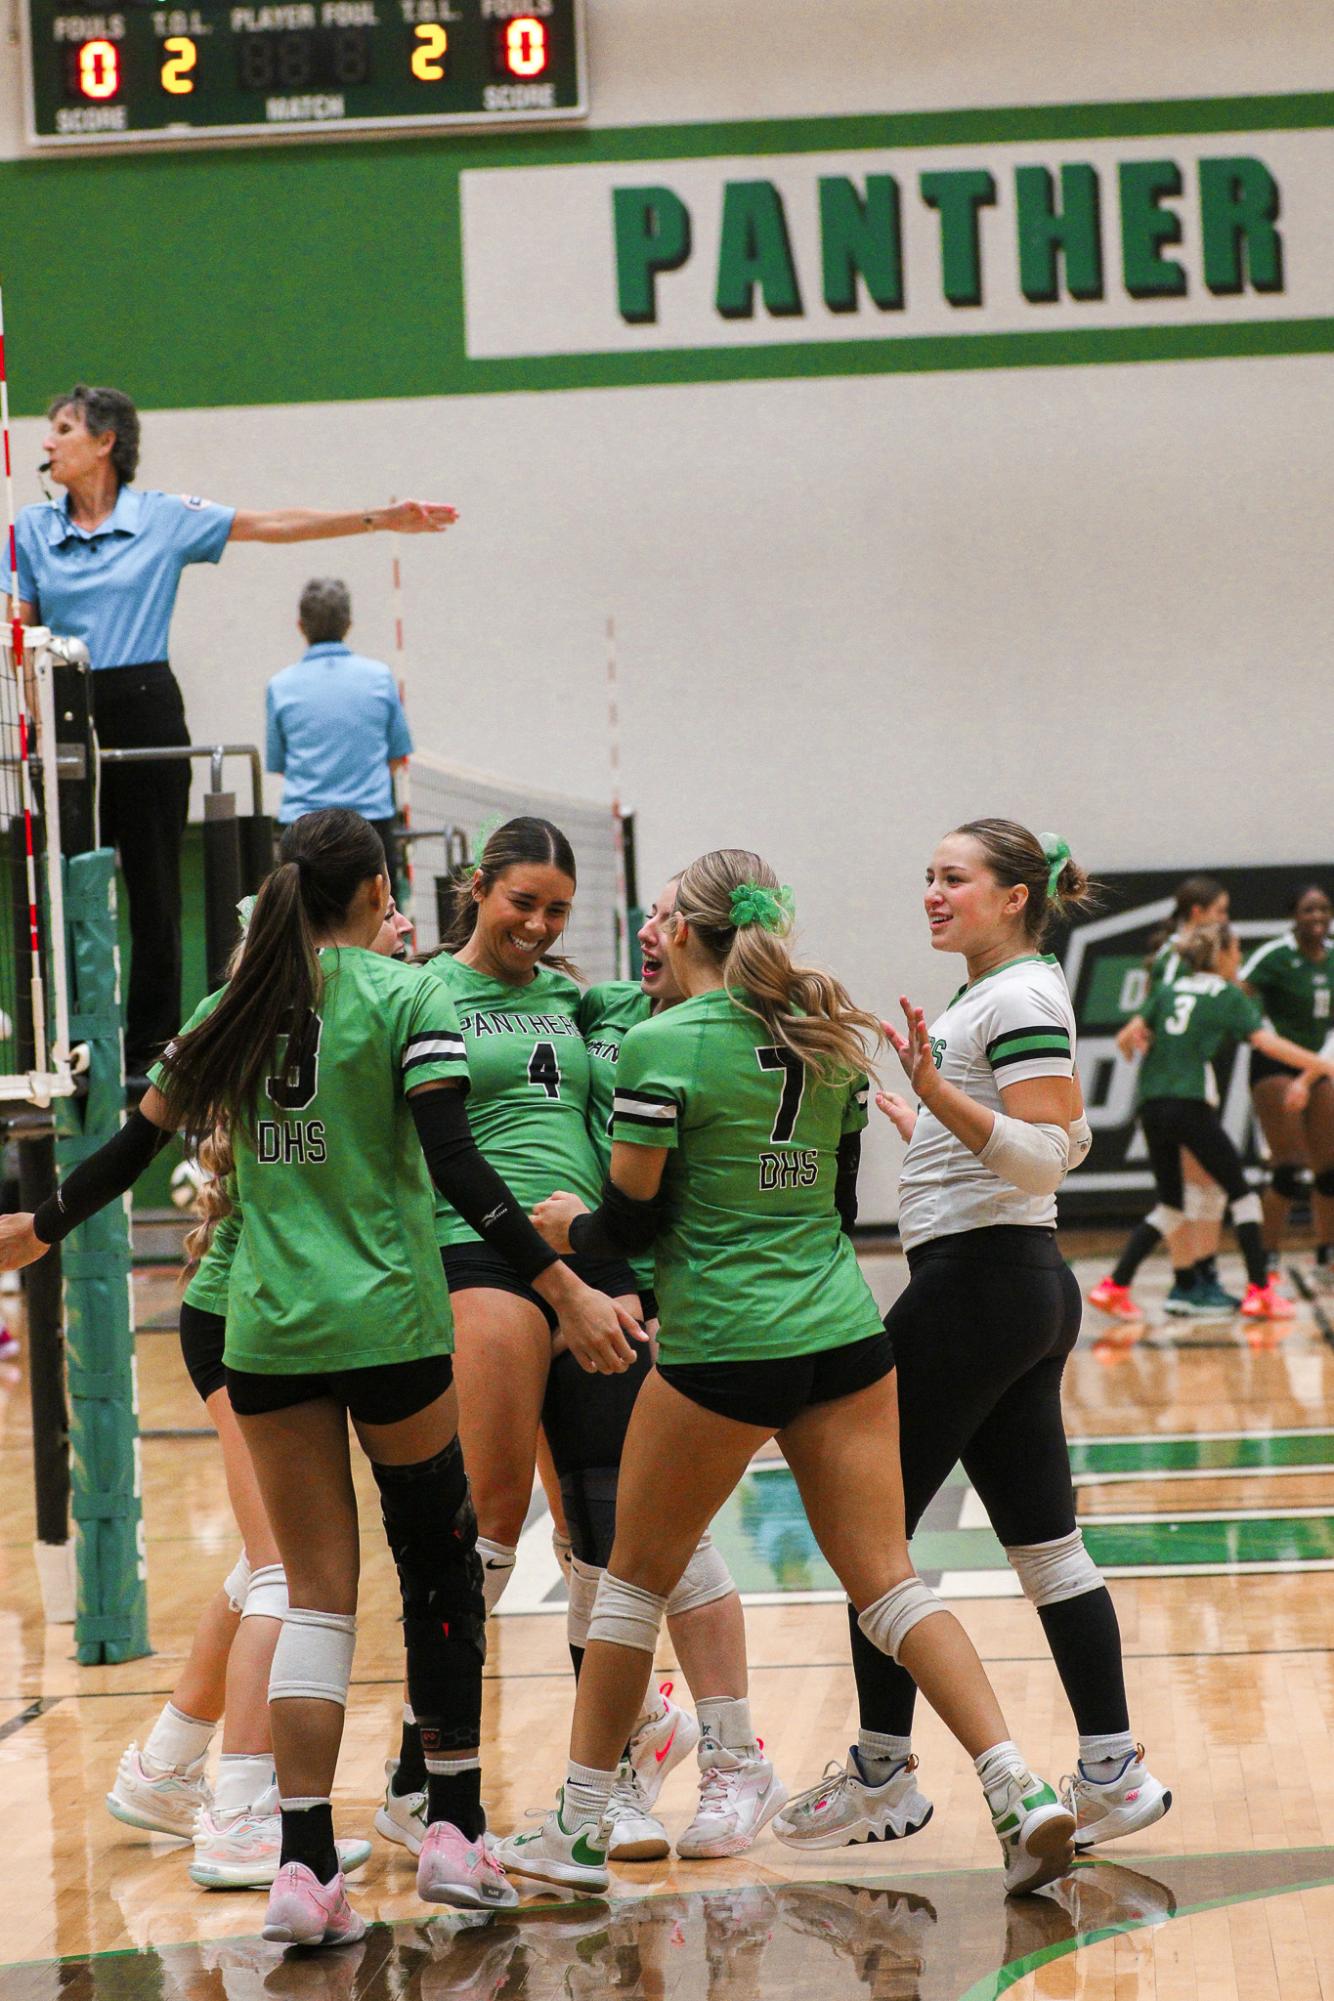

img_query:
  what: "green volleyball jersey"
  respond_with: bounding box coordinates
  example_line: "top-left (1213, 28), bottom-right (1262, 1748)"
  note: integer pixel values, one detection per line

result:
top-left (161, 949), bottom-right (467, 1373)
top-left (1148, 937), bottom-right (1187, 989)
top-left (579, 981), bottom-right (655, 1291)
top-left (183, 1186), bottom-right (241, 1317)
top-left (1139, 973), bottom-right (1262, 1102)
top-left (1240, 933), bottom-right (1334, 1052)
top-left (425, 956), bottom-right (604, 1248)
top-left (612, 988), bottom-right (881, 1365)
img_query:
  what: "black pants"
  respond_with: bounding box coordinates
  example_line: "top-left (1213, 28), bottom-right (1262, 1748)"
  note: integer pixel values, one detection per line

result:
top-left (1138, 1095), bottom-right (1249, 1206)
top-left (850, 1226), bottom-right (1128, 1738)
top-left (92, 665), bottom-right (190, 1071)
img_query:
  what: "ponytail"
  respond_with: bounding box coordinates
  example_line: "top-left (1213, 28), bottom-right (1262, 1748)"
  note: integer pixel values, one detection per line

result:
top-left (952, 818), bottom-right (1099, 945)
top-left (157, 808), bottom-right (386, 1143)
top-left (675, 849), bottom-right (881, 1081)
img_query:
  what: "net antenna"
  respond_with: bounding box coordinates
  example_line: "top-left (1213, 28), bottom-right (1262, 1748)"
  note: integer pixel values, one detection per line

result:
top-left (387, 501), bottom-right (417, 921)
top-left (605, 615), bottom-right (630, 979)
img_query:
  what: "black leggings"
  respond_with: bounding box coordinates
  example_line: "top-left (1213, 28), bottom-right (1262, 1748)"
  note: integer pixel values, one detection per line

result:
top-left (850, 1226), bottom-right (1129, 1739)
top-left (1112, 1097), bottom-right (1266, 1288)
top-left (542, 1341), bottom-right (654, 1568)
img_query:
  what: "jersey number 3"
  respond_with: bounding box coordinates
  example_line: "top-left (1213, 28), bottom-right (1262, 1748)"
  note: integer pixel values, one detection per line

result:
top-left (528, 1040), bottom-right (562, 1100)
top-left (267, 1014), bottom-right (323, 1110)
top-left (757, 1044), bottom-right (805, 1143)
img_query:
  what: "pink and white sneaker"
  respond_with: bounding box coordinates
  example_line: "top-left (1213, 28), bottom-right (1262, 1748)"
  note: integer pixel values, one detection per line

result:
top-left (675, 1737), bottom-right (788, 1859)
top-left (627, 1681), bottom-right (701, 1810)
top-left (417, 1820), bottom-right (518, 1910)
top-left (262, 1863), bottom-right (367, 1947)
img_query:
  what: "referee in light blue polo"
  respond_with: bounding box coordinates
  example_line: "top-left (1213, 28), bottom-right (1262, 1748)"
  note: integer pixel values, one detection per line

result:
top-left (0, 383), bottom-right (456, 1080)
top-left (266, 578), bottom-right (413, 891)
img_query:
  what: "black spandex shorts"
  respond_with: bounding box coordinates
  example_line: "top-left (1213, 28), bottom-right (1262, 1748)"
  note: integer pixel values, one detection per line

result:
top-left (441, 1243), bottom-right (640, 1333)
top-left (225, 1350), bottom-right (454, 1421)
top-left (638, 1286), bottom-right (659, 1325)
top-left (1250, 1048), bottom-right (1311, 1087)
top-left (657, 1328), bottom-right (895, 1431)
top-left (179, 1301), bottom-right (227, 1404)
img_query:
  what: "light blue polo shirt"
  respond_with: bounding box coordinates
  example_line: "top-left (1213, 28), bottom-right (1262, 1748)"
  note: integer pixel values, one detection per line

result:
top-left (0, 488), bottom-right (235, 669)
top-left (266, 642), bottom-right (413, 823)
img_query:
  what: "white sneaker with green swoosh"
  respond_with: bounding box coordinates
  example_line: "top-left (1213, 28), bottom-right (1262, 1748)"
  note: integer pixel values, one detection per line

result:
top-left (988, 1770), bottom-right (1076, 1895)
top-left (492, 1787), bottom-right (611, 1892)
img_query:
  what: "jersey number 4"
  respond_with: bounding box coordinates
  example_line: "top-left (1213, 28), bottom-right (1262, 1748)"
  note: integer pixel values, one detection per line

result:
top-left (267, 1014), bottom-right (323, 1109)
top-left (528, 1040), bottom-right (562, 1100)
top-left (757, 1044), bottom-right (805, 1143)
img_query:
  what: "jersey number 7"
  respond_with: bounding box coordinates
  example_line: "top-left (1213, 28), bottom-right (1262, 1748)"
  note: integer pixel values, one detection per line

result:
top-left (756, 1044), bottom-right (805, 1143)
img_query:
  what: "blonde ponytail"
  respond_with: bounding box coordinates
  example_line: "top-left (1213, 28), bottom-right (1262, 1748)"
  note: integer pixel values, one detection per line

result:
top-left (675, 850), bottom-right (881, 1081)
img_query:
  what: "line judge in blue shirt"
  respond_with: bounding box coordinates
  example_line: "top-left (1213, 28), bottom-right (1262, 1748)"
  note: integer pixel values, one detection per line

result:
top-left (1, 383), bottom-right (455, 1077)
top-left (266, 577), bottom-right (413, 890)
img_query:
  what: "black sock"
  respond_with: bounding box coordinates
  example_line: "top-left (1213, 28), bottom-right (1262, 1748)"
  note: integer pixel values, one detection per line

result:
top-left (1112, 1222), bottom-right (1162, 1290)
top-left (847, 1600), bottom-right (918, 1737)
top-left (1194, 1256), bottom-right (1219, 1285)
top-left (1318, 1244), bottom-right (1332, 1267)
top-left (1036, 1590), bottom-right (1130, 1736)
top-left (427, 1764), bottom-right (485, 1840)
top-left (279, 1802), bottom-right (339, 1884)
top-left (1235, 1220), bottom-right (1268, 1289)
top-left (1173, 1265), bottom-right (1197, 1289)
top-left (393, 1714), bottom-right (427, 1797)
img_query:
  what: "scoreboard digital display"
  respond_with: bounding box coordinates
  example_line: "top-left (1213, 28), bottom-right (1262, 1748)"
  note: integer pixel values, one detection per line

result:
top-left (22, 0), bottom-right (586, 146)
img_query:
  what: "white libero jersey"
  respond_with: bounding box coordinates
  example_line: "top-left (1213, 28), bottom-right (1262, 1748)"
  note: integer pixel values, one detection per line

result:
top-left (897, 953), bottom-right (1076, 1253)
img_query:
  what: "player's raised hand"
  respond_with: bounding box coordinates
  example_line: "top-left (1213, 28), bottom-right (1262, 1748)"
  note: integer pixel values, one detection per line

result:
top-left (874, 1090), bottom-right (918, 1142)
top-left (382, 499), bottom-right (458, 533)
top-left (0, 1212), bottom-right (49, 1271)
top-left (884, 997), bottom-right (938, 1100)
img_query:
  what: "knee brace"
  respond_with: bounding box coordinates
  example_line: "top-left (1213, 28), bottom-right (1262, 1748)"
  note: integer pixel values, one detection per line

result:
top-left (1146, 1203), bottom-right (1185, 1238)
top-left (476, 1537), bottom-right (517, 1616)
top-left (372, 1436), bottom-right (486, 1753)
top-left (857, 1577), bottom-right (946, 1664)
top-left (1271, 1163), bottom-right (1308, 1201)
top-left (559, 1464), bottom-right (619, 1571)
top-left (242, 1562), bottom-right (288, 1622)
top-left (1314, 1167), bottom-right (1334, 1199)
top-left (1184, 1181), bottom-right (1227, 1223)
top-left (223, 1550), bottom-right (252, 1613)
top-left (587, 1572), bottom-right (667, 1655)
top-left (567, 1553), bottom-right (601, 1650)
top-left (1005, 1529), bottom-right (1103, 1607)
top-left (666, 1533), bottom-right (736, 1617)
top-left (1231, 1191), bottom-right (1264, 1228)
top-left (270, 1606), bottom-right (357, 1705)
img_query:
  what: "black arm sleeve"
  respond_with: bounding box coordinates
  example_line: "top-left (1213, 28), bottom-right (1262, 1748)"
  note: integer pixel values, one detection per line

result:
top-left (568, 1179), bottom-right (666, 1261)
top-left (834, 1130), bottom-right (861, 1236)
top-left (33, 1111), bottom-right (174, 1245)
top-left (409, 1086), bottom-right (558, 1286)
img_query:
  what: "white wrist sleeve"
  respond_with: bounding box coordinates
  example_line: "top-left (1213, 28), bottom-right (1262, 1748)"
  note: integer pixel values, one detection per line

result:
top-left (979, 1114), bottom-right (1069, 1196)
top-left (1066, 1114), bottom-right (1093, 1172)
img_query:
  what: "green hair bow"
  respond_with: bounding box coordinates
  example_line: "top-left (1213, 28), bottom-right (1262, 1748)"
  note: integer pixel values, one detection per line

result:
top-left (729, 881), bottom-right (795, 932)
top-left (236, 894), bottom-right (257, 934)
top-left (1039, 832), bottom-right (1070, 900)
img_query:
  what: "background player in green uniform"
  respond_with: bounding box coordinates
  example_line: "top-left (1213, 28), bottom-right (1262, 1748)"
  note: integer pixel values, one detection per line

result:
top-left (1092, 922), bottom-right (1334, 1321)
top-left (1241, 885), bottom-right (1334, 1270)
top-left (0, 811), bottom-right (637, 1949)
top-left (501, 848), bottom-right (1075, 1899)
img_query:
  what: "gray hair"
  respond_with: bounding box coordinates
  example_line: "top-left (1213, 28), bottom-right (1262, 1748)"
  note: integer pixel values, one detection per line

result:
top-left (48, 385), bottom-right (140, 486)
top-left (298, 577), bottom-right (352, 644)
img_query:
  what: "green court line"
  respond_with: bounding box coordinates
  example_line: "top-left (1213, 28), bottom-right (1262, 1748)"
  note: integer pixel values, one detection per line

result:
top-left (1069, 1432), bottom-right (1334, 1475)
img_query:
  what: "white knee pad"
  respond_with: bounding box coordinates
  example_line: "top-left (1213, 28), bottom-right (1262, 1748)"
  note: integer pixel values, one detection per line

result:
top-left (242, 1562), bottom-right (289, 1623)
top-left (551, 1529), bottom-right (574, 1581)
top-left (223, 1550), bottom-right (252, 1613)
top-left (587, 1573), bottom-right (668, 1655)
top-left (1184, 1181), bottom-right (1227, 1223)
top-left (666, 1533), bottom-right (736, 1616)
top-left (857, 1577), bottom-right (946, 1664)
top-left (477, 1538), bottom-right (517, 1615)
top-left (269, 1607), bottom-right (357, 1706)
top-left (1231, 1191), bottom-right (1263, 1227)
top-left (1006, 1528), bottom-right (1103, 1607)
top-left (567, 1554), bottom-right (601, 1650)
top-left (1146, 1203), bottom-right (1185, 1238)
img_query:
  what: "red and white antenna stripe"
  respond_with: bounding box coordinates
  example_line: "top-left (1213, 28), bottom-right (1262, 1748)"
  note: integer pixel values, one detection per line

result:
top-left (389, 511), bottom-right (415, 918)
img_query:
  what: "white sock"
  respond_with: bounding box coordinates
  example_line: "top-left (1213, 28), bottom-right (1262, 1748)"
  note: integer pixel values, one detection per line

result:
top-left (143, 1702), bottom-right (216, 1772)
top-left (697, 1696), bottom-right (754, 1752)
top-left (855, 1729), bottom-right (912, 1783)
top-left (974, 1738), bottom-right (1029, 1809)
top-left (563, 1761), bottom-right (616, 1823)
top-left (1079, 1731), bottom-right (1136, 1781)
top-left (213, 1752), bottom-right (275, 1818)
top-left (477, 1538), bottom-right (517, 1615)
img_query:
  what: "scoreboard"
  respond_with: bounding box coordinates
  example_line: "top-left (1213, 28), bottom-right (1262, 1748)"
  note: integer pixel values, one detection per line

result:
top-left (22, 0), bottom-right (586, 146)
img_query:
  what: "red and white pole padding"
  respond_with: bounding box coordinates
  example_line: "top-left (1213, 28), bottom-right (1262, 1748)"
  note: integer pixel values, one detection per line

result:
top-left (0, 278), bottom-right (50, 1083)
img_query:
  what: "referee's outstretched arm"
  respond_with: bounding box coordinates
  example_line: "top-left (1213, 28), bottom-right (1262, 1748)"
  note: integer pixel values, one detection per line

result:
top-left (229, 498), bottom-right (457, 543)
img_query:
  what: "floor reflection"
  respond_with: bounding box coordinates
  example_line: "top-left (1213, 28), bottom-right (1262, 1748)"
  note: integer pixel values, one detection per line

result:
top-left (7, 1849), bottom-right (1333, 2001)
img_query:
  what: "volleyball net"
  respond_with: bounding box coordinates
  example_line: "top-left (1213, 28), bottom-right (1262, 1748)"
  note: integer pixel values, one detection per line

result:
top-left (0, 630), bottom-right (76, 1105)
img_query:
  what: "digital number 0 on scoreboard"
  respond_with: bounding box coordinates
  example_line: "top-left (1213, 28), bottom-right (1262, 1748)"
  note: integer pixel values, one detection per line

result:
top-left (22, 0), bottom-right (587, 146)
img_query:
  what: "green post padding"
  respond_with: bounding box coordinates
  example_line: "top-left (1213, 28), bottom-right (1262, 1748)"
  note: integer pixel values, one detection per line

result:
top-left (57, 851), bottom-right (150, 1664)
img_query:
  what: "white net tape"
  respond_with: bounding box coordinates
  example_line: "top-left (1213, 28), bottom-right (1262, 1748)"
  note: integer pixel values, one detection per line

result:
top-left (0, 630), bottom-right (74, 1105)
top-left (405, 751), bottom-right (623, 984)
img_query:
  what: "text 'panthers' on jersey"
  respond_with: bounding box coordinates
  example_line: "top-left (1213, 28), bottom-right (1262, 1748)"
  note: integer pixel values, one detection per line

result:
top-left (612, 988), bottom-right (881, 1365)
top-left (898, 953), bottom-right (1076, 1252)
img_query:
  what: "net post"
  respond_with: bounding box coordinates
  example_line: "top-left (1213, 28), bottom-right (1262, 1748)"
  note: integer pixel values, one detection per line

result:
top-left (203, 788), bottom-right (243, 989)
